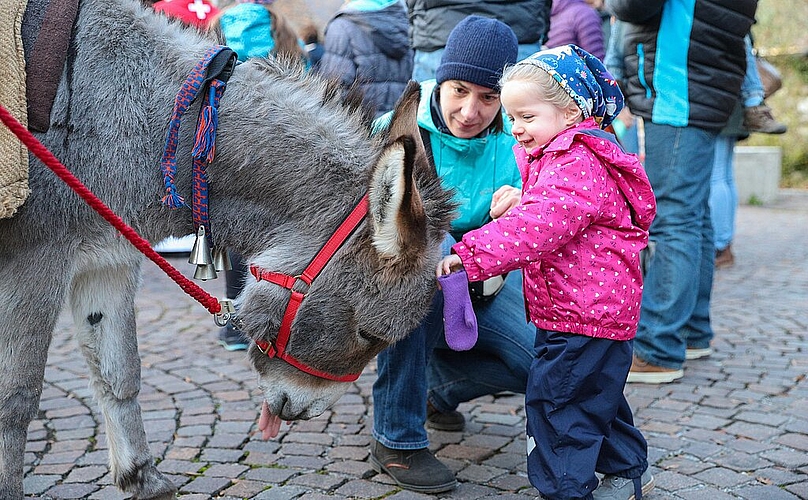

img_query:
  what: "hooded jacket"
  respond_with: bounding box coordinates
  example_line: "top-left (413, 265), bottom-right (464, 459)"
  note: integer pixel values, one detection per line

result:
top-left (416, 80), bottom-right (522, 237)
top-left (318, 0), bottom-right (413, 118)
top-left (453, 119), bottom-right (657, 340)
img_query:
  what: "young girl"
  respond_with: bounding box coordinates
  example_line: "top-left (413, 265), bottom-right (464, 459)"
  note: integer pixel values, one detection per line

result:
top-left (438, 45), bottom-right (656, 500)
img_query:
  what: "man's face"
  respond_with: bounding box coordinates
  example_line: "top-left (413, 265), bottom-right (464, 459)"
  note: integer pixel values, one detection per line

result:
top-left (438, 80), bottom-right (502, 138)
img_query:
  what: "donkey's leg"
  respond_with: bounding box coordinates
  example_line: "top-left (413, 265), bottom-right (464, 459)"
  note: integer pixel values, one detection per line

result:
top-left (0, 252), bottom-right (67, 499)
top-left (70, 259), bottom-right (177, 500)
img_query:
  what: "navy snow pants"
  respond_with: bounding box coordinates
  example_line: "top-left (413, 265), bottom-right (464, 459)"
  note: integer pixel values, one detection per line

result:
top-left (526, 329), bottom-right (648, 499)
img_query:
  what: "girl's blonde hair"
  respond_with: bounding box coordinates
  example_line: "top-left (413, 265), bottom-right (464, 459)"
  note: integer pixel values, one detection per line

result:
top-left (500, 63), bottom-right (582, 117)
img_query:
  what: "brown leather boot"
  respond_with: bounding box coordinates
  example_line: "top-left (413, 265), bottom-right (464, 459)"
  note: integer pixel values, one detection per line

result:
top-left (743, 104), bottom-right (787, 134)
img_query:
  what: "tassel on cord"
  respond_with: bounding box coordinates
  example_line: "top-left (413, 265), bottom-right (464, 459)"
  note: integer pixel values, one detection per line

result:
top-left (192, 80), bottom-right (224, 163)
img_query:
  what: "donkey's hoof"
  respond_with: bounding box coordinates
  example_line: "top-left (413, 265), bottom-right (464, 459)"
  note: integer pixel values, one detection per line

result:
top-left (124, 462), bottom-right (178, 499)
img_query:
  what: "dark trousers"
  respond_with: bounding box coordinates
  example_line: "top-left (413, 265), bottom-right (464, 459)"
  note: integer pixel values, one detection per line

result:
top-left (526, 329), bottom-right (647, 500)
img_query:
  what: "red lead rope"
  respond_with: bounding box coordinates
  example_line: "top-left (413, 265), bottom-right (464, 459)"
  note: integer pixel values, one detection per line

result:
top-left (0, 104), bottom-right (222, 315)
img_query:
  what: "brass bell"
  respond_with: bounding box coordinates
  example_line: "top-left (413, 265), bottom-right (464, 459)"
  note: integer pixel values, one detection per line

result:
top-left (194, 263), bottom-right (218, 281)
top-left (212, 247), bottom-right (232, 272)
top-left (188, 225), bottom-right (213, 265)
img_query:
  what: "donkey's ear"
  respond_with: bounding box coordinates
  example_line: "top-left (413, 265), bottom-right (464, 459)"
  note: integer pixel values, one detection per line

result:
top-left (368, 136), bottom-right (427, 261)
top-left (386, 81), bottom-right (421, 141)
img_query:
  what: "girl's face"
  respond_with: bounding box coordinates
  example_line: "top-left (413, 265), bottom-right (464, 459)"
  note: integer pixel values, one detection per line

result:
top-left (501, 80), bottom-right (581, 153)
top-left (439, 80), bottom-right (502, 139)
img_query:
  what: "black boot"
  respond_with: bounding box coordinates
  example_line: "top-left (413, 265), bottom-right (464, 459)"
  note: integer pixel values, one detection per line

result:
top-left (369, 439), bottom-right (457, 493)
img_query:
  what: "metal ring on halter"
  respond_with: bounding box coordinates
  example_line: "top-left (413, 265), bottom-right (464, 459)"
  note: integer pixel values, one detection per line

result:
top-left (213, 312), bottom-right (232, 327)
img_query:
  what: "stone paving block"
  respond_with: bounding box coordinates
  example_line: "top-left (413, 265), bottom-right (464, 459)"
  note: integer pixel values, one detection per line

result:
top-left (438, 444), bottom-right (494, 462)
top-left (693, 466), bottom-right (755, 488)
top-left (652, 470), bottom-right (703, 492)
top-left (784, 481), bottom-right (808, 499)
top-left (713, 450), bottom-right (775, 472)
top-left (334, 478), bottom-right (396, 498)
top-left (221, 479), bottom-right (272, 498)
top-left (283, 432), bottom-right (335, 446)
top-left (251, 484), bottom-right (315, 499)
top-left (207, 432), bottom-right (249, 449)
top-left (244, 466), bottom-right (300, 483)
top-left (287, 471), bottom-right (346, 491)
top-left (488, 472), bottom-right (532, 492)
top-left (88, 485), bottom-right (132, 500)
top-left (325, 459), bottom-right (374, 478)
top-left (277, 455), bottom-right (330, 470)
top-left (280, 443), bottom-right (327, 456)
top-left (180, 475), bottom-right (233, 495)
top-left (456, 463), bottom-right (508, 483)
top-left (156, 458), bottom-right (205, 475)
top-left (675, 487), bottom-right (740, 500)
top-left (775, 433), bottom-right (808, 452)
top-left (44, 482), bottom-right (99, 499)
top-left (327, 445), bottom-right (368, 461)
top-left (64, 465), bottom-right (107, 483)
top-left (461, 433), bottom-right (512, 450)
top-left (23, 474), bottom-right (61, 495)
top-left (733, 484), bottom-right (801, 499)
top-left (200, 447), bottom-right (246, 462)
top-left (34, 463), bottom-right (74, 475)
top-left (204, 462), bottom-right (250, 478)
top-left (384, 490), bottom-right (433, 499)
top-left (760, 448), bottom-right (808, 468)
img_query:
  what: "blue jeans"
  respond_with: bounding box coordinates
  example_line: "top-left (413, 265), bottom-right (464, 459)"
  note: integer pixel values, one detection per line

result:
top-left (635, 123), bottom-right (717, 369)
top-left (741, 34), bottom-right (764, 108)
top-left (709, 135), bottom-right (738, 251)
top-left (412, 43), bottom-right (543, 82)
top-left (372, 235), bottom-right (535, 449)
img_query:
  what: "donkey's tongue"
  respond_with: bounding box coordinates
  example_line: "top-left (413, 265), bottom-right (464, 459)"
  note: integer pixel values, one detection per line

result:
top-left (258, 400), bottom-right (282, 440)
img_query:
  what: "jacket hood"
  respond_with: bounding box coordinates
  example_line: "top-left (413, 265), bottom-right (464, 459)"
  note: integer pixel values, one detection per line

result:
top-left (540, 119), bottom-right (656, 231)
top-left (336, 1), bottom-right (410, 59)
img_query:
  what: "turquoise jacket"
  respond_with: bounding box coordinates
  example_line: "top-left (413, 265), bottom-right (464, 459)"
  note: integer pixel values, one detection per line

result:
top-left (377, 80), bottom-right (520, 236)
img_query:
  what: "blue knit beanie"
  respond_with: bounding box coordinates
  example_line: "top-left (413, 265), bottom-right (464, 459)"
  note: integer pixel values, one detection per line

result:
top-left (436, 15), bottom-right (518, 91)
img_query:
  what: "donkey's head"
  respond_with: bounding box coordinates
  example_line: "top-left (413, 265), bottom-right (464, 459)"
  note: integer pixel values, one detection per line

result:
top-left (213, 72), bottom-right (454, 421)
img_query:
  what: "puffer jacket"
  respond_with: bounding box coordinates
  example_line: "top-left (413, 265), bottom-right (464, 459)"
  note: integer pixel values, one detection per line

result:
top-left (453, 119), bottom-right (657, 340)
top-left (406, 0), bottom-right (552, 52)
top-left (546, 0), bottom-right (606, 60)
top-left (317, 0), bottom-right (413, 118)
top-left (606, 0), bottom-right (757, 131)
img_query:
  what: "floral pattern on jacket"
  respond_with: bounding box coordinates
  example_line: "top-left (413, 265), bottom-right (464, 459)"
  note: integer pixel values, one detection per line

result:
top-left (453, 118), bottom-right (656, 340)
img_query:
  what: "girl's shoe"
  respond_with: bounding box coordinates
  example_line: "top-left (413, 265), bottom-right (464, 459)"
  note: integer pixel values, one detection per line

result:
top-left (593, 469), bottom-right (654, 499)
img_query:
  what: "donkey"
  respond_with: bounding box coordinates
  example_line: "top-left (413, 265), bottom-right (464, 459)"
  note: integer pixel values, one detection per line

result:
top-left (0, 0), bottom-right (454, 496)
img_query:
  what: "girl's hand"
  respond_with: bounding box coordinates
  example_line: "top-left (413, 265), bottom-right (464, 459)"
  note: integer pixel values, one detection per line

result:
top-left (490, 185), bottom-right (521, 219)
top-left (437, 254), bottom-right (463, 279)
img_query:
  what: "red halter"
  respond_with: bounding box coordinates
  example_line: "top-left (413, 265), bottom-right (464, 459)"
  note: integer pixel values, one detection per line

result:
top-left (250, 194), bottom-right (369, 383)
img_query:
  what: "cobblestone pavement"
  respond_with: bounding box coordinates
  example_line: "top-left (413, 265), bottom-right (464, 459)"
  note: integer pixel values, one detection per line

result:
top-left (23, 190), bottom-right (808, 499)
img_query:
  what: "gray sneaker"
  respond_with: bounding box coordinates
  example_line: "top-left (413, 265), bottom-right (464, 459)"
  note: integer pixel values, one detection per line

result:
top-left (593, 469), bottom-right (654, 500)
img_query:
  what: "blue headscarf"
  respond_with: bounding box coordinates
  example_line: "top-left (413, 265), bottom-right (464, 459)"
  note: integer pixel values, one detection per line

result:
top-left (517, 44), bottom-right (623, 128)
top-left (219, 3), bottom-right (275, 62)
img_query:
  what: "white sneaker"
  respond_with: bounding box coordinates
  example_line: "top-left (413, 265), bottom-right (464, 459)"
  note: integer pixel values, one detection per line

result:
top-left (685, 347), bottom-right (713, 360)
top-left (593, 469), bottom-right (654, 500)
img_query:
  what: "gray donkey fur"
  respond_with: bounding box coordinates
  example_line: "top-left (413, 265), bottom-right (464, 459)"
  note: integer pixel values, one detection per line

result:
top-left (0, 0), bottom-right (454, 496)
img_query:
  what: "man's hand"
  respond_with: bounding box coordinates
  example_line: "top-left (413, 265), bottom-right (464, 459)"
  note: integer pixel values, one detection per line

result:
top-left (490, 185), bottom-right (521, 219)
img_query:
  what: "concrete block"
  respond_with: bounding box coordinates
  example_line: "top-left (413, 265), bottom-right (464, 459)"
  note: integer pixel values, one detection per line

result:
top-left (733, 146), bottom-right (782, 204)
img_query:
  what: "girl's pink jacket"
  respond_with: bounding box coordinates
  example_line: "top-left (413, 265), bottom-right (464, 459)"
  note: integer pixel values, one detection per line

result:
top-left (453, 119), bottom-right (656, 341)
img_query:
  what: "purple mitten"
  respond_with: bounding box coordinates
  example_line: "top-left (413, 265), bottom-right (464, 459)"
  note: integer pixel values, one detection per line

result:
top-left (438, 270), bottom-right (478, 351)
